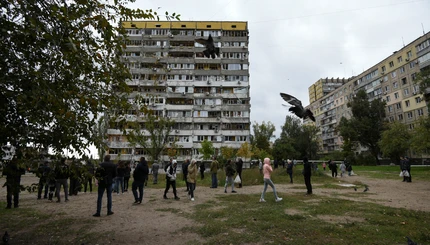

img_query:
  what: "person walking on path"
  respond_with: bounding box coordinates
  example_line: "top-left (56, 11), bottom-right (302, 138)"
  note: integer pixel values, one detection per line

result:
top-left (328, 160), bottom-right (337, 178)
top-left (260, 157), bottom-right (282, 203)
top-left (236, 158), bottom-right (243, 188)
top-left (132, 157), bottom-right (149, 204)
top-left (93, 155), bottom-right (117, 217)
top-left (224, 160), bottom-right (236, 193)
top-left (123, 162), bottom-right (131, 191)
top-left (187, 159), bottom-right (198, 201)
top-left (303, 157), bottom-right (313, 195)
top-left (150, 161), bottom-right (160, 184)
top-left (210, 156), bottom-right (219, 188)
top-left (182, 159), bottom-right (190, 192)
top-left (164, 160), bottom-right (180, 200)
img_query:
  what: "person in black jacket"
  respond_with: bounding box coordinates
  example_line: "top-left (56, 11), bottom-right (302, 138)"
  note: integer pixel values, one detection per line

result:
top-left (182, 159), bottom-right (190, 192)
top-left (132, 157), bottom-right (149, 204)
top-left (55, 158), bottom-right (70, 202)
top-left (236, 158), bottom-right (243, 188)
top-left (123, 162), bottom-right (131, 191)
top-left (37, 161), bottom-right (51, 199)
top-left (115, 161), bottom-right (126, 194)
top-left (303, 157), bottom-right (312, 195)
top-left (3, 158), bottom-right (26, 208)
top-left (93, 155), bottom-right (117, 217)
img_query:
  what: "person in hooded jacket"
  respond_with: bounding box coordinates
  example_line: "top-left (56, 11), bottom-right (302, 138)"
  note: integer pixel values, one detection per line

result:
top-left (163, 160), bottom-right (180, 200)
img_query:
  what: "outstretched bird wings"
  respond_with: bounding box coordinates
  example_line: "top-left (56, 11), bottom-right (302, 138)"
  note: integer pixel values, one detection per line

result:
top-left (280, 93), bottom-right (315, 122)
top-left (195, 34), bottom-right (220, 59)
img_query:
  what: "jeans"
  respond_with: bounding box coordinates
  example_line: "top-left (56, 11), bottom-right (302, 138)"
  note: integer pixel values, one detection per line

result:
top-left (188, 182), bottom-right (196, 198)
top-left (211, 173), bottom-right (218, 188)
top-left (164, 180), bottom-right (178, 198)
top-left (304, 174), bottom-right (312, 194)
top-left (96, 184), bottom-right (113, 214)
top-left (115, 177), bottom-right (124, 193)
top-left (38, 178), bottom-right (49, 198)
top-left (84, 177), bottom-right (93, 192)
top-left (56, 179), bottom-right (68, 201)
top-left (224, 176), bottom-right (234, 191)
top-left (261, 178), bottom-right (279, 200)
top-left (124, 177), bottom-right (130, 190)
top-left (152, 173), bottom-right (158, 184)
top-left (6, 183), bottom-right (20, 207)
top-left (132, 181), bottom-right (144, 202)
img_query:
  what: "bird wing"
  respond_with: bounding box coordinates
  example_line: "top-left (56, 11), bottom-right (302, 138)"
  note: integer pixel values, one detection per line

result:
top-left (280, 93), bottom-right (303, 109)
top-left (195, 38), bottom-right (207, 46)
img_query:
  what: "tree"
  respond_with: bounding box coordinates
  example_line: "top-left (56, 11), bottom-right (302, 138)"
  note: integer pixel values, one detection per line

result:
top-left (337, 90), bottom-right (386, 164)
top-left (410, 116), bottom-right (430, 154)
top-left (237, 142), bottom-right (252, 163)
top-left (0, 1), bottom-right (179, 155)
top-left (220, 146), bottom-right (236, 163)
top-left (93, 115), bottom-right (109, 160)
top-left (126, 98), bottom-right (175, 162)
top-left (378, 121), bottom-right (411, 164)
top-left (200, 139), bottom-right (214, 161)
top-left (251, 121), bottom-right (275, 153)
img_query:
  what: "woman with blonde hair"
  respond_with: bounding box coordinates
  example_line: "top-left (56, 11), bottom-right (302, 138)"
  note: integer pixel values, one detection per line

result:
top-left (187, 159), bottom-right (198, 201)
top-left (260, 158), bottom-right (282, 203)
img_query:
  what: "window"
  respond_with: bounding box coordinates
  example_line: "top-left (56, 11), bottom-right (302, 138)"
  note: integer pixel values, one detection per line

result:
top-left (381, 66), bottom-right (386, 72)
top-left (388, 105), bottom-right (393, 112)
top-left (407, 112), bottom-right (413, 119)
top-left (389, 61), bottom-right (394, 67)
top-left (409, 62), bottom-right (415, 69)
top-left (411, 73), bottom-right (417, 81)
top-left (384, 85), bottom-right (390, 92)
top-left (400, 66), bottom-right (405, 74)
top-left (396, 103), bottom-right (401, 109)
top-left (415, 97), bottom-right (422, 103)
top-left (417, 108), bottom-right (424, 116)
top-left (406, 51), bottom-right (412, 59)
top-left (404, 88), bottom-right (409, 96)
top-left (397, 56), bottom-right (403, 63)
top-left (391, 71), bottom-right (397, 78)
top-left (405, 100), bottom-right (410, 107)
top-left (401, 77), bottom-right (407, 85)
top-left (398, 114), bottom-right (403, 120)
top-left (386, 95), bottom-right (391, 102)
top-left (393, 82), bottom-right (398, 88)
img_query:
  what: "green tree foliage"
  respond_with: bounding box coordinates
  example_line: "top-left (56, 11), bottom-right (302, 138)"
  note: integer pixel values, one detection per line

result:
top-left (378, 121), bottom-right (411, 164)
top-left (237, 142), bottom-right (252, 162)
top-left (337, 90), bottom-right (386, 164)
top-left (125, 96), bottom-right (175, 162)
top-left (250, 121), bottom-right (275, 153)
top-left (272, 116), bottom-right (319, 160)
top-left (0, 0), bottom-right (179, 155)
top-left (410, 116), bottom-right (430, 154)
top-left (93, 115), bottom-right (108, 160)
top-left (220, 146), bottom-right (236, 163)
top-left (200, 139), bottom-right (214, 161)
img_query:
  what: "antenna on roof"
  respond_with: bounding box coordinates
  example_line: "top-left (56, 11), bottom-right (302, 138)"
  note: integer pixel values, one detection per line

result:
top-left (422, 23), bottom-right (426, 35)
top-left (402, 37), bottom-right (405, 47)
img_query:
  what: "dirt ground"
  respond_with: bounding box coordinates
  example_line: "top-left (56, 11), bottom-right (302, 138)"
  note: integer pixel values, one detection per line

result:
top-left (1, 171), bottom-right (429, 244)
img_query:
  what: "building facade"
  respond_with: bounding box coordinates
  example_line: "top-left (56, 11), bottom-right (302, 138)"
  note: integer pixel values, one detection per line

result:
top-left (107, 21), bottom-right (251, 162)
top-left (307, 32), bottom-right (430, 155)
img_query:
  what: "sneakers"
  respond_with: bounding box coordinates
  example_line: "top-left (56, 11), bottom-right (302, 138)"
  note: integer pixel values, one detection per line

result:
top-left (163, 195), bottom-right (168, 199)
top-left (259, 198), bottom-right (266, 202)
top-left (107, 211), bottom-right (114, 216)
top-left (93, 213), bottom-right (100, 217)
top-left (276, 197), bottom-right (283, 202)
top-left (232, 190), bottom-right (237, 193)
top-left (174, 196), bottom-right (180, 200)
top-left (191, 198), bottom-right (195, 201)
top-left (133, 200), bottom-right (139, 204)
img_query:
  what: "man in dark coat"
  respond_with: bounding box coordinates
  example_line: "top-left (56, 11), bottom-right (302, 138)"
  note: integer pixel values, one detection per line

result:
top-left (132, 157), bottom-right (149, 204)
top-left (37, 161), bottom-right (51, 199)
top-left (303, 157), bottom-right (312, 195)
top-left (93, 155), bottom-right (117, 217)
top-left (55, 158), bottom-right (70, 202)
top-left (182, 159), bottom-right (190, 191)
top-left (3, 158), bottom-right (26, 208)
top-left (236, 158), bottom-right (243, 188)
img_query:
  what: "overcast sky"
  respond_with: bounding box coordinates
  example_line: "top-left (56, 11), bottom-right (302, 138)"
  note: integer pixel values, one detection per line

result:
top-left (126, 0), bottom-right (430, 139)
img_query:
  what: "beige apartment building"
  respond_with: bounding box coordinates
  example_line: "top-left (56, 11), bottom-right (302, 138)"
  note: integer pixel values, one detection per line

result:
top-left (307, 32), bottom-right (430, 155)
top-left (106, 21), bottom-right (251, 162)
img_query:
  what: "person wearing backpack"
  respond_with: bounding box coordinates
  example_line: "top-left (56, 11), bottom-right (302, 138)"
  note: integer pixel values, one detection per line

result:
top-left (93, 155), bottom-right (117, 217)
top-left (163, 160), bottom-right (180, 200)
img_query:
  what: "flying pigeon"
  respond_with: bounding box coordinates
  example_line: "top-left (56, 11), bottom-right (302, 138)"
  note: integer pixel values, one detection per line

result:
top-left (195, 34), bottom-right (220, 59)
top-left (406, 236), bottom-right (417, 245)
top-left (363, 187), bottom-right (369, 192)
top-left (280, 93), bottom-right (315, 122)
top-left (3, 231), bottom-right (9, 245)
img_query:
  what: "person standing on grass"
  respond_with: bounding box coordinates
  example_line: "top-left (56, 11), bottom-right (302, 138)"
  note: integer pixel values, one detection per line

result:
top-left (187, 159), bottom-right (198, 201)
top-left (224, 160), bottom-right (236, 193)
top-left (286, 159), bottom-right (294, 183)
top-left (210, 156), bottom-right (219, 188)
top-left (132, 157), bottom-right (149, 204)
top-left (303, 157), bottom-right (312, 195)
top-left (236, 158), bottom-right (243, 188)
top-left (37, 161), bottom-right (50, 199)
top-left (3, 158), bottom-right (25, 209)
top-left (258, 159), bottom-right (263, 175)
top-left (93, 155), bottom-right (117, 217)
top-left (123, 162), bottom-right (131, 192)
top-left (151, 160), bottom-right (160, 184)
top-left (259, 157), bottom-right (283, 203)
top-left (115, 161), bottom-right (126, 194)
top-left (164, 160), bottom-right (180, 200)
top-left (340, 161), bottom-right (346, 177)
top-left (328, 159), bottom-right (337, 178)
top-left (199, 161), bottom-right (205, 180)
top-left (55, 158), bottom-right (70, 203)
